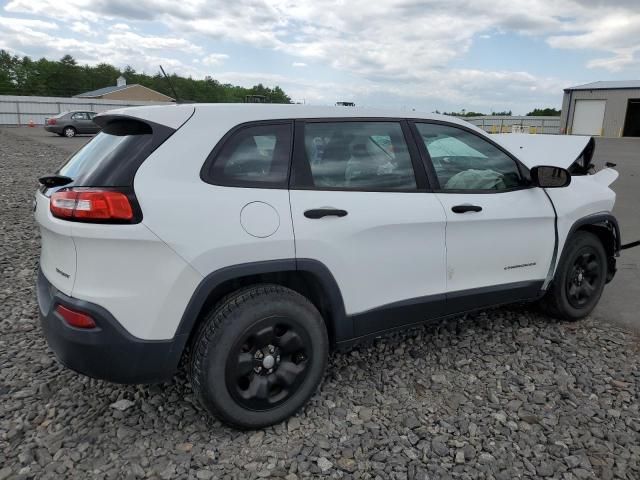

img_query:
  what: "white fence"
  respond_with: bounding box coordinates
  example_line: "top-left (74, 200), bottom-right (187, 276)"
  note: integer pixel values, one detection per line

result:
top-left (0, 95), bottom-right (173, 126)
top-left (464, 116), bottom-right (561, 135)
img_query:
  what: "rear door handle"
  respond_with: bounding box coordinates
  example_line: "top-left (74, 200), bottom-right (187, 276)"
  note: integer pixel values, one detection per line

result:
top-left (451, 204), bottom-right (482, 214)
top-left (304, 208), bottom-right (348, 219)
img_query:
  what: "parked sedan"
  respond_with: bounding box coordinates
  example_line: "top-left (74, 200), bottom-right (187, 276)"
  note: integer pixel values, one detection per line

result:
top-left (44, 111), bottom-right (101, 137)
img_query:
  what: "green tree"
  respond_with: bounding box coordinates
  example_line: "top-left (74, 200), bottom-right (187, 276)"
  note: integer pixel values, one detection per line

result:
top-left (526, 107), bottom-right (561, 116)
top-left (0, 49), bottom-right (292, 103)
top-left (442, 110), bottom-right (488, 117)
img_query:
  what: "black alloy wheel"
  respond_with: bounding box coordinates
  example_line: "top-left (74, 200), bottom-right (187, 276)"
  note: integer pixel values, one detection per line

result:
top-left (539, 231), bottom-right (608, 321)
top-left (226, 317), bottom-right (311, 411)
top-left (190, 284), bottom-right (328, 429)
top-left (565, 248), bottom-right (602, 309)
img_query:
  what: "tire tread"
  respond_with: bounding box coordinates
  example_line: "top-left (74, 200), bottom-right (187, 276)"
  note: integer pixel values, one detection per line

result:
top-left (539, 230), bottom-right (606, 321)
top-left (189, 284), bottom-right (325, 429)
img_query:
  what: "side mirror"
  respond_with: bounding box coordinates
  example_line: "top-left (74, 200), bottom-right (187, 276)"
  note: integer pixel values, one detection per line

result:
top-left (530, 165), bottom-right (571, 188)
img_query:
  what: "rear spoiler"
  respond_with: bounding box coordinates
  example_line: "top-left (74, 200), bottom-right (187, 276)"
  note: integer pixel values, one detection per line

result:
top-left (94, 105), bottom-right (195, 130)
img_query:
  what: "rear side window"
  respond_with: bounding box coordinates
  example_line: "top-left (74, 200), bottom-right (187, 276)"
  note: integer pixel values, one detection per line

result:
top-left (294, 121), bottom-right (417, 190)
top-left (71, 112), bottom-right (89, 120)
top-left (56, 119), bottom-right (173, 188)
top-left (203, 123), bottom-right (292, 188)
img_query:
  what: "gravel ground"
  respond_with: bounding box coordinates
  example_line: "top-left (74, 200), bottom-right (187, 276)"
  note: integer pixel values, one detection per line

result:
top-left (1, 128), bottom-right (639, 480)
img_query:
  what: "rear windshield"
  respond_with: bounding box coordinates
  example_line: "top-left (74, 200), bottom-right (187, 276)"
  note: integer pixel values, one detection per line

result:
top-left (56, 119), bottom-right (172, 188)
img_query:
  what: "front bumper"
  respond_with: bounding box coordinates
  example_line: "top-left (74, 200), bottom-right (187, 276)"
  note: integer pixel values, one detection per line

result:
top-left (37, 268), bottom-right (184, 384)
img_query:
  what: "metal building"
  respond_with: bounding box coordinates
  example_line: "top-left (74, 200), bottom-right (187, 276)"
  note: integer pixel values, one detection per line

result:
top-left (560, 81), bottom-right (640, 137)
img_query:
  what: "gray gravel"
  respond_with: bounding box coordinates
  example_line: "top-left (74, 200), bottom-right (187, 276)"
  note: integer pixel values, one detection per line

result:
top-left (1, 128), bottom-right (639, 479)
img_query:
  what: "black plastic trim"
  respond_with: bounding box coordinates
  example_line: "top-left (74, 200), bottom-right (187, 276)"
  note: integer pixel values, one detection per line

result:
top-left (559, 213), bottom-right (621, 283)
top-left (352, 293), bottom-right (447, 337)
top-left (37, 268), bottom-right (184, 384)
top-left (566, 213), bottom-right (621, 254)
top-left (541, 188), bottom-right (560, 290)
top-left (40, 254), bottom-right (550, 384)
top-left (446, 280), bottom-right (545, 312)
top-left (352, 280), bottom-right (544, 338)
top-left (173, 258), bottom-right (352, 350)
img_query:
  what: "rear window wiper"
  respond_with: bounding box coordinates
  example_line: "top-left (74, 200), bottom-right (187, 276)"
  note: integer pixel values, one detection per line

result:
top-left (38, 174), bottom-right (73, 188)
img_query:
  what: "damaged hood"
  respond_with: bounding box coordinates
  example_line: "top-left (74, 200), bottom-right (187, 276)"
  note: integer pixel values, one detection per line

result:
top-left (493, 134), bottom-right (595, 171)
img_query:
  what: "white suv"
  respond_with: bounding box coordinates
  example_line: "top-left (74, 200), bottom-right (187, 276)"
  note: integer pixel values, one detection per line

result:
top-left (36, 104), bottom-right (621, 428)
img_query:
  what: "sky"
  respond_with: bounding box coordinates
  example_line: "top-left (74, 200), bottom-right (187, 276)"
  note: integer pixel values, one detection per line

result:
top-left (1, 0), bottom-right (639, 114)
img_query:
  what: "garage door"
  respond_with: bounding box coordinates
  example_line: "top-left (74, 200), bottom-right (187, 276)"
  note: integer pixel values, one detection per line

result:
top-left (572, 100), bottom-right (606, 136)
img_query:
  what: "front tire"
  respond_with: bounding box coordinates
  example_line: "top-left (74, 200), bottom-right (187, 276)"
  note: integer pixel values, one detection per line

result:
top-left (63, 126), bottom-right (76, 138)
top-left (190, 284), bottom-right (328, 429)
top-left (540, 231), bottom-right (607, 321)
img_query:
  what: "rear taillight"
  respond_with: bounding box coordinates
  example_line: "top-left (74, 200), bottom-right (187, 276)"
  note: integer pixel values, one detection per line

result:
top-left (55, 305), bottom-right (96, 329)
top-left (50, 188), bottom-right (135, 222)
top-left (47, 118), bottom-right (56, 125)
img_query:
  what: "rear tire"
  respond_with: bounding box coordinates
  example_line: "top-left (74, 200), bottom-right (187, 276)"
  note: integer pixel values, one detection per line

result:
top-left (190, 284), bottom-right (328, 429)
top-left (539, 231), bottom-right (607, 321)
top-left (63, 126), bottom-right (76, 138)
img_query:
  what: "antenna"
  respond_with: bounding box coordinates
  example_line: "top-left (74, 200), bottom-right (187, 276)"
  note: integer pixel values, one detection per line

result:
top-left (159, 65), bottom-right (180, 103)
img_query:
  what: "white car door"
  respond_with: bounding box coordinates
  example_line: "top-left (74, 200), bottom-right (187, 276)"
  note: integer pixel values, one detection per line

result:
top-left (289, 120), bottom-right (447, 337)
top-left (412, 122), bottom-right (556, 311)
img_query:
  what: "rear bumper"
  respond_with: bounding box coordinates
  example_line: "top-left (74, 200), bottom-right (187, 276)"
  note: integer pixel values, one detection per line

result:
top-left (44, 125), bottom-right (62, 134)
top-left (37, 268), bottom-right (184, 384)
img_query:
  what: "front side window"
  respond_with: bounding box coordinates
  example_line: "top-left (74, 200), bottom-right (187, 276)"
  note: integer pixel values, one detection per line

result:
top-left (298, 122), bottom-right (417, 190)
top-left (205, 123), bottom-right (292, 187)
top-left (416, 123), bottom-right (525, 191)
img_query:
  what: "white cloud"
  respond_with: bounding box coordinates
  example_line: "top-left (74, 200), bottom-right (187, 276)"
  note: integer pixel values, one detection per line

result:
top-left (111, 23), bottom-right (131, 31)
top-left (0, 15), bottom-right (204, 76)
top-left (586, 50), bottom-right (636, 72)
top-left (201, 53), bottom-right (229, 66)
top-left (0, 16), bottom-right (58, 30)
top-left (3, 0), bottom-right (640, 108)
top-left (547, 12), bottom-right (640, 71)
top-left (5, 0), bottom-right (99, 22)
top-left (70, 21), bottom-right (94, 36)
top-left (6, 1), bottom-right (640, 77)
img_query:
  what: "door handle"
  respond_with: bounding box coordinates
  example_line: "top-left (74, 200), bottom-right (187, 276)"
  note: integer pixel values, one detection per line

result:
top-left (451, 204), bottom-right (482, 214)
top-left (304, 208), bottom-right (348, 219)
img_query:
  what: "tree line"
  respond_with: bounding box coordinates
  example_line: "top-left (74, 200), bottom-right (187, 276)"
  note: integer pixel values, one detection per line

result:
top-left (436, 108), bottom-right (560, 117)
top-left (0, 51), bottom-right (292, 103)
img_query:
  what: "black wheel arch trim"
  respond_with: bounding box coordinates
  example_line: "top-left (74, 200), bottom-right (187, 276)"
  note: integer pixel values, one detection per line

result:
top-left (173, 258), bottom-right (350, 351)
top-left (567, 213), bottom-right (621, 254)
top-left (549, 213), bottom-right (621, 287)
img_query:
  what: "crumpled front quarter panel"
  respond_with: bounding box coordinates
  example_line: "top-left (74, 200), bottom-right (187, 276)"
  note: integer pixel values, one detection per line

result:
top-left (545, 170), bottom-right (617, 272)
